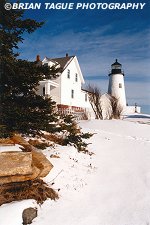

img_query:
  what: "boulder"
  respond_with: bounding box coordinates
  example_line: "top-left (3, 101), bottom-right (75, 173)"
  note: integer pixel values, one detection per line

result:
top-left (11, 134), bottom-right (36, 152)
top-left (22, 207), bottom-right (37, 225)
top-left (11, 134), bottom-right (53, 177)
top-left (0, 152), bottom-right (32, 176)
top-left (0, 165), bottom-right (40, 185)
top-left (0, 134), bottom-right (53, 184)
top-left (32, 149), bottom-right (53, 178)
top-left (11, 134), bottom-right (53, 178)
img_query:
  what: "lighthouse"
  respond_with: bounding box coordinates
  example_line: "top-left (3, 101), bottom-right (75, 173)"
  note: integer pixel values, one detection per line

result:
top-left (108, 59), bottom-right (126, 107)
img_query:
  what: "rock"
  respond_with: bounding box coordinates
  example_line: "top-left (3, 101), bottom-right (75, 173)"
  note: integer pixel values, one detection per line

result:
top-left (0, 150), bottom-right (53, 184)
top-left (0, 134), bottom-right (53, 184)
top-left (0, 165), bottom-right (40, 185)
top-left (0, 152), bottom-right (32, 177)
top-left (11, 134), bottom-right (36, 152)
top-left (50, 154), bottom-right (60, 158)
top-left (11, 134), bottom-right (53, 177)
top-left (22, 207), bottom-right (37, 225)
top-left (32, 149), bottom-right (53, 178)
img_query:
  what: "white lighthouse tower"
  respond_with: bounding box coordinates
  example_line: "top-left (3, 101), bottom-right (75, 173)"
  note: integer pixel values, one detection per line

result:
top-left (108, 59), bottom-right (126, 107)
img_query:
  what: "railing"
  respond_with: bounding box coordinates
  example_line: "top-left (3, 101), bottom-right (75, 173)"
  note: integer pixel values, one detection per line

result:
top-left (57, 105), bottom-right (90, 120)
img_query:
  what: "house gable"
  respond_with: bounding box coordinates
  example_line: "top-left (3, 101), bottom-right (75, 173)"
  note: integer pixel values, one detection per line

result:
top-left (59, 57), bottom-right (86, 107)
top-left (42, 55), bottom-right (84, 84)
top-left (39, 54), bottom-right (89, 108)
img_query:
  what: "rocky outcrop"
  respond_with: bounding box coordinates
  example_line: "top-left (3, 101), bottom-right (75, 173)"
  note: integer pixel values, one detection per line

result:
top-left (32, 149), bottom-right (53, 178)
top-left (0, 165), bottom-right (40, 185)
top-left (0, 134), bottom-right (53, 184)
top-left (0, 152), bottom-right (32, 176)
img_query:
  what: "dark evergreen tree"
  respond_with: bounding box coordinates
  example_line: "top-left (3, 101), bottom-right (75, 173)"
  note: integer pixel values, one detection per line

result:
top-left (58, 115), bottom-right (93, 152)
top-left (0, 0), bottom-right (59, 137)
top-left (0, 1), bottom-right (92, 152)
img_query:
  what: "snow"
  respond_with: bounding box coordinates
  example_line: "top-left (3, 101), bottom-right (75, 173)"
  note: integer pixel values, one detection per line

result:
top-left (0, 114), bottom-right (150, 225)
top-left (0, 144), bottom-right (23, 153)
top-left (0, 200), bottom-right (37, 225)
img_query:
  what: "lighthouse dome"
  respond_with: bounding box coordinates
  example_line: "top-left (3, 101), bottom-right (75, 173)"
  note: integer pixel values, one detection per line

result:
top-left (111, 59), bottom-right (121, 67)
top-left (110, 59), bottom-right (124, 75)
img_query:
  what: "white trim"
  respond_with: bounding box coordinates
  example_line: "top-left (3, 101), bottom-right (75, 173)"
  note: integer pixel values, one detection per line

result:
top-left (40, 80), bottom-right (59, 87)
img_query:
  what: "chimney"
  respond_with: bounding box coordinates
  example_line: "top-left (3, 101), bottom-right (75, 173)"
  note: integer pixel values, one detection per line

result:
top-left (36, 55), bottom-right (40, 61)
top-left (66, 53), bottom-right (69, 57)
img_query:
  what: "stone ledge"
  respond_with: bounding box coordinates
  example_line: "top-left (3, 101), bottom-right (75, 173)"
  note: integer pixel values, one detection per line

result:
top-left (0, 152), bottom-right (32, 177)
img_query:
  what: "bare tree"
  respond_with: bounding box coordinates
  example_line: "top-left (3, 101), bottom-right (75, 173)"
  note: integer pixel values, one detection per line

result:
top-left (110, 96), bottom-right (123, 119)
top-left (85, 85), bottom-right (123, 120)
top-left (86, 85), bottom-right (103, 119)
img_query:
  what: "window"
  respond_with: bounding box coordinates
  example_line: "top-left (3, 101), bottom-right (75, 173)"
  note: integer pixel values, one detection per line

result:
top-left (43, 87), bottom-right (45, 96)
top-left (85, 93), bottom-right (87, 102)
top-left (67, 69), bottom-right (70, 78)
top-left (71, 90), bottom-right (74, 98)
top-left (119, 83), bottom-right (122, 88)
top-left (75, 73), bottom-right (78, 82)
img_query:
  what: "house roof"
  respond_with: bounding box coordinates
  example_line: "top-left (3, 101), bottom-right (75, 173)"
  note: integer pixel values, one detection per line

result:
top-left (52, 56), bottom-right (75, 69)
top-left (43, 55), bottom-right (85, 84)
top-left (44, 56), bottom-right (75, 70)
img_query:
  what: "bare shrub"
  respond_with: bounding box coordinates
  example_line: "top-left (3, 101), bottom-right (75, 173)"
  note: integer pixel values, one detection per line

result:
top-left (0, 179), bottom-right (58, 206)
top-left (0, 138), bottom-right (14, 145)
top-left (42, 133), bottom-right (64, 145)
top-left (110, 96), bottom-right (123, 119)
top-left (86, 85), bottom-right (103, 119)
top-left (28, 139), bottom-right (52, 149)
top-left (80, 112), bottom-right (89, 120)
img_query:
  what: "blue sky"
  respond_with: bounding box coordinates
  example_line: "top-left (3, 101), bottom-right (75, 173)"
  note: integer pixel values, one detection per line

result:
top-left (17, 0), bottom-right (150, 113)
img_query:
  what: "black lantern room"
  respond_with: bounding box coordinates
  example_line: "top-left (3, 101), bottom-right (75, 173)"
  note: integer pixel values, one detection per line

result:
top-left (109, 59), bottom-right (124, 76)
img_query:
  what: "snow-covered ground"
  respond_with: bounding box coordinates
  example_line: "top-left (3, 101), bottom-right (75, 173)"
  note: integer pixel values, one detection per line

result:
top-left (0, 114), bottom-right (150, 225)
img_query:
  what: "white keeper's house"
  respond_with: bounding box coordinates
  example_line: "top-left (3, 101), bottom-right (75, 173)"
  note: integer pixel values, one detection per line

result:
top-left (36, 54), bottom-right (92, 118)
